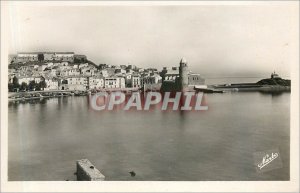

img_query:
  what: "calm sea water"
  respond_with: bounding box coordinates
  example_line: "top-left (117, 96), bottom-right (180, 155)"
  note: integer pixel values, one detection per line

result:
top-left (8, 78), bottom-right (290, 181)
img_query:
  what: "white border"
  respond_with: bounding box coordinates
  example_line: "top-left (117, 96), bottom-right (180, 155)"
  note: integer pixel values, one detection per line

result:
top-left (1, 1), bottom-right (299, 192)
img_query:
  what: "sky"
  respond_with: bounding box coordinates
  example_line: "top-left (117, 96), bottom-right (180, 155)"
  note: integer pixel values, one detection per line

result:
top-left (7, 2), bottom-right (299, 77)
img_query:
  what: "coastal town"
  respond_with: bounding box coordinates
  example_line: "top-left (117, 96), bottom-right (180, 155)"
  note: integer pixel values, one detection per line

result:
top-left (8, 51), bottom-right (291, 101)
top-left (8, 52), bottom-right (205, 94)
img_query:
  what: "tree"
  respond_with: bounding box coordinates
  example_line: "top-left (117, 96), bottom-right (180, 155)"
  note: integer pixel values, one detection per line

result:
top-left (12, 76), bottom-right (20, 88)
top-left (36, 80), bottom-right (47, 91)
top-left (8, 83), bottom-right (14, 92)
top-left (8, 76), bottom-right (20, 92)
top-left (35, 83), bottom-right (41, 91)
top-left (28, 80), bottom-right (36, 91)
top-left (39, 80), bottom-right (47, 90)
top-left (20, 82), bottom-right (28, 91)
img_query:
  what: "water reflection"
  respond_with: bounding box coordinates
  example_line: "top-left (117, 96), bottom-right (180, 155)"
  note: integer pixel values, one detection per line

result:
top-left (8, 92), bottom-right (290, 181)
top-left (258, 91), bottom-right (288, 97)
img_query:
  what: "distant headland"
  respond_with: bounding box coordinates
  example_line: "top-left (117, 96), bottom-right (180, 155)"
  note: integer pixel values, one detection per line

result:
top-left (211, 71), bottom-right (290, 93)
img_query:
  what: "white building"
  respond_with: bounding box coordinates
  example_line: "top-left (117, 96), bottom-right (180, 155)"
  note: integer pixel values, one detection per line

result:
top-left (16, 53), bottom-right (38, 63)
top-left (131, 75), bottom-right (141, 88)
top-left (104, 76), bottom-right (125, 89)
top-left (61, 76), bottom-right (88, 91)
top-left (60, 69), bottom-right (80, 76)
top-left (100, 70), bottom-right (109, 77)
top-left (89, 76), bottom-right (104, 90)
top-left (15, 52), bottom-right (74, 63)
top-left (53, 52), bottom-right (74, 62)
top-left (33, 76), bottom-right (43, 84)
top-left (69, 69), bottom-right (80, 76)
top-left (47, 62), bottom-right (54, 67)
top-left (66, 76), bottom-right (87, 85)
top-left (44, 78), bottom-right (59, 90)
top-left (81, 67), bottom-right (96, 76)
top-left (44, 53), bottom-right (54, 61)
top-left (17, 76), bottom-right (34, 85)
top-left (50, 69), bottom-right (58, 76)
top-left (79, 63), bottom-right (89, 69)
top-left (142, 74), bottom-right (162, 87)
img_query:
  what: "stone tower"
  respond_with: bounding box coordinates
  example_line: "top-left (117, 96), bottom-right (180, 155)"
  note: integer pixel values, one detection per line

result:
top-left (179, 58), bottom-right (188, 91)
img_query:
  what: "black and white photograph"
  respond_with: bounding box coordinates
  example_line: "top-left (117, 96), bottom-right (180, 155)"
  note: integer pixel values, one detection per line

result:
top-left (1, 1), bottom-right (299, 192)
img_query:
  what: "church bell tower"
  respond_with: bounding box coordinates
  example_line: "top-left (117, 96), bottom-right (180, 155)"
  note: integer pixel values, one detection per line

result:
top-left (179, 58), bottom-right (188, 91)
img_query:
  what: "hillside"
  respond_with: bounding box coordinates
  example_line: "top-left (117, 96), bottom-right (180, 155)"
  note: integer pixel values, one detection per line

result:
top-left (256, 78), bottom-right (291, 86)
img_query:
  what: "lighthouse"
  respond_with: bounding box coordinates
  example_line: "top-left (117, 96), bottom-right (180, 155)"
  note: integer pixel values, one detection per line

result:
top-left (179, 57), bottom-right (189, 91)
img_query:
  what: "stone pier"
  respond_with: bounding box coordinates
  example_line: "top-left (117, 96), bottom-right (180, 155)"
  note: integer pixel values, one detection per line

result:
top-left (76, 159), bottom-right (105, 181)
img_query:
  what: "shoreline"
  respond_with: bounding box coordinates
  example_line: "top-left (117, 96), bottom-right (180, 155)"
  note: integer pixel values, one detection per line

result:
top-left (8, 85), bottom-right (291, 102)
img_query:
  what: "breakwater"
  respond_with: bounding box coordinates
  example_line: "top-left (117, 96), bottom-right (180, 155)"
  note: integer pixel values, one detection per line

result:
top-left (212, 84), bottom-right (290, 92)
top-left (210, 77), bottom-right (291, 93)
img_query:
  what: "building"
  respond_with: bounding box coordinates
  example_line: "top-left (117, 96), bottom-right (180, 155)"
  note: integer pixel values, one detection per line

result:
top-left (115, 68), bottom-right (126, 74)
top-left (81, 67), bottom-right (96, 76)
top-left (104, 77), bottom-right (117, 89)
top-left (142, 73), bottom-right (162, 86)
top-left (161, 67), bottom-right (179, 81)
top-left (188, 73), bottom-right (205, 86)
top-left (131, 74), bottom-right (141, 88)
top-left (44, 77), bottom-right (59, 90)
top-left (127, 65), bottom-right (136, 70)
top-left (33, 76), bottom-right (43, 84)
top-left (50, 67), bottom-right (59, 77)
top-left (17, 76), bottom-right (34, 85)
top-left (16, 53), bottom-right (39, 63)
top-left (120, 65), bottom-right (127, 69)
top-left (79, 63), bottom-right (89, 69)
top-left (61, 76), bottom-right (88, 91)
top-left (117, 76), bottom-right (126, 88)
top-left (142, 73), bottom-right (162, 91)
top-left (271, 71), bottom-right (281, 79)
top-left (53, 52), bottom-right (74, 62)
top-left (100, 70), bottom-right (109, 78)
top-left (160, 59), bottom-right (205, 86)
top-left (46, 62), bottom-right (54, 67)
top-left (14, 52), bottom-right (75, 63)
top-left (88, 76), bottom-right (104, 90)
top-left (179, 58), bottom-right (189, 90)
top-left (44, 53), bottom-right (55, 61)
top-left (104, 76), bottom-right (125, 89)
top-left (60, 69), bottom-right (80, 77)
top-left (160, 58), bottom-right (205, 92)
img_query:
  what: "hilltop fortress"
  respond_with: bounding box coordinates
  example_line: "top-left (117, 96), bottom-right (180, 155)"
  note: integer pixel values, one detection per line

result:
top-left (10, 52), bottom-right (87, 63)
